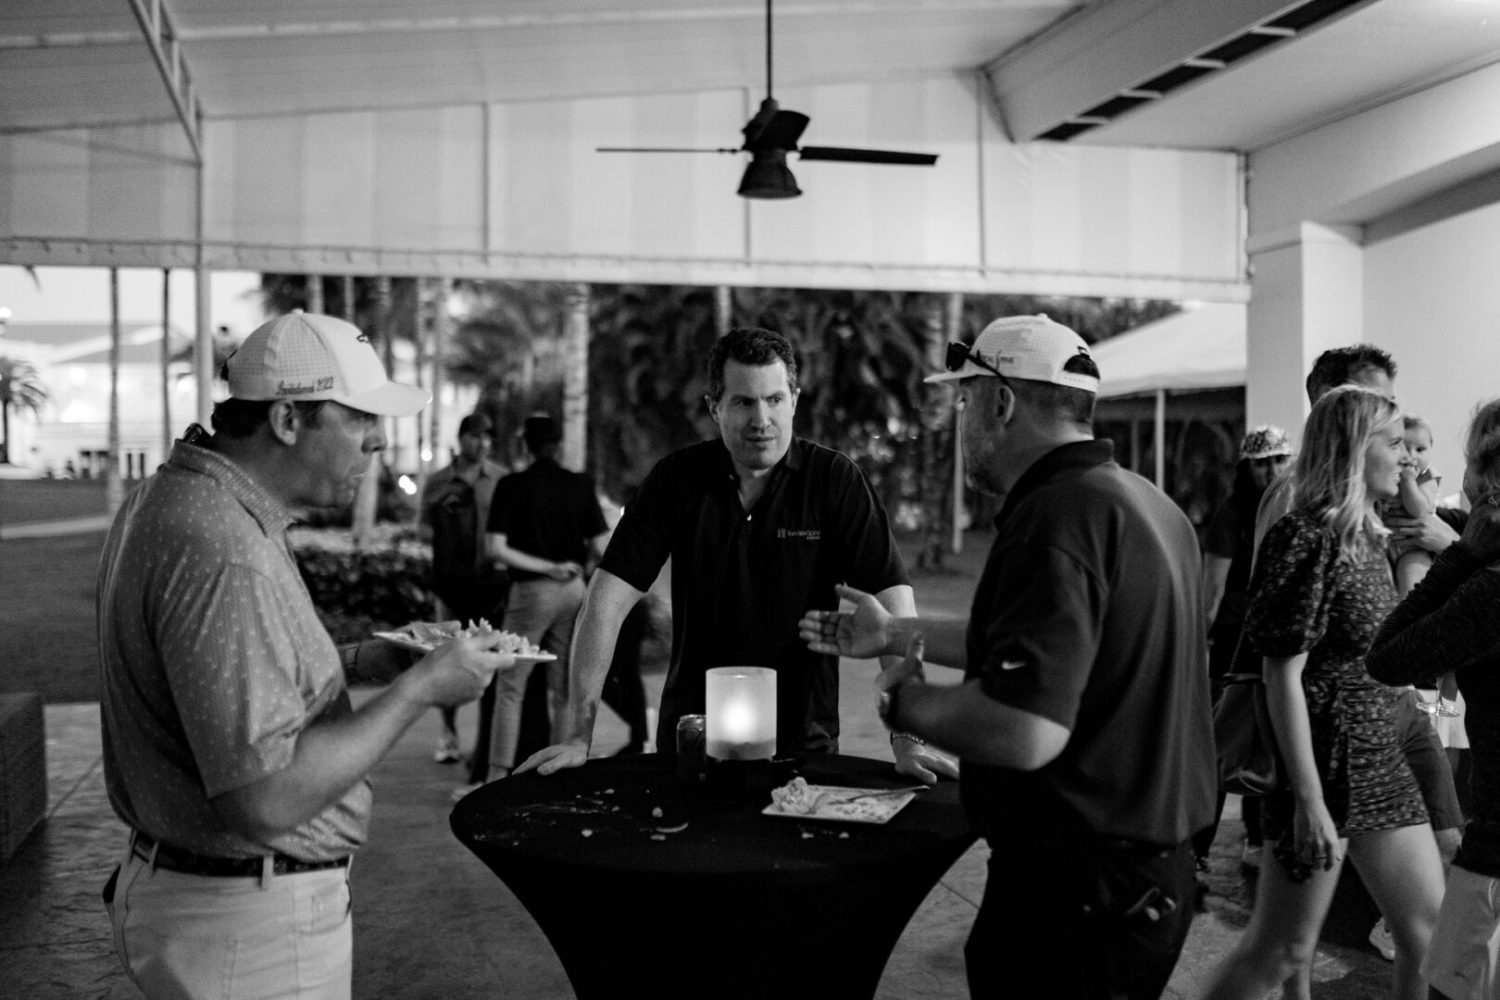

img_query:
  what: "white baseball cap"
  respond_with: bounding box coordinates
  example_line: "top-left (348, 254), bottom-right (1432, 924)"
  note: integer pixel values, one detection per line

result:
top-left (226, 312), bottom-right (429, 417)
top-left (925, 314), bottom-right (1099, 393)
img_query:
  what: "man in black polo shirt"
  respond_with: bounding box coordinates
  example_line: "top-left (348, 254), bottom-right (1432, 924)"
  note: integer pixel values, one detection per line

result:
top-left (482, 413), bottom-right (610, 780)
top-left (801, 315), bottom-right (1215, 999)
top-left (519, 327), bottom-right (945, 780)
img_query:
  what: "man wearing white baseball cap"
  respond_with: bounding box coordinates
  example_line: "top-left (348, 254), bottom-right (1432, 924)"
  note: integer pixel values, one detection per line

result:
top-left (800, 314), bottom-right (1215, 999)
top-left (98, 311), bottom-right (514, 999)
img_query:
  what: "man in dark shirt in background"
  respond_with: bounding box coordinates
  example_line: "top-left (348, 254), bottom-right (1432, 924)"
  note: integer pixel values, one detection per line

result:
top-left (480, 413), bottom-right (610, 781)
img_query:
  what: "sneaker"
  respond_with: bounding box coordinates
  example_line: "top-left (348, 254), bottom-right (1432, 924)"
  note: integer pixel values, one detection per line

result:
top-left (450, 782), bottom-right (482, 803)
top-left (434, 733), bottom-right (461, 764)
top-left (1240, 842), bottom-right (1262, 870)
top-left (1368, 918), bottom-right (1396, 962)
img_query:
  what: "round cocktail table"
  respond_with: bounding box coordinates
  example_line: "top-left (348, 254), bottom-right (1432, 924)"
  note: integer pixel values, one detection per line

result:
top-left (451, 753), bottom-right (975, 1000)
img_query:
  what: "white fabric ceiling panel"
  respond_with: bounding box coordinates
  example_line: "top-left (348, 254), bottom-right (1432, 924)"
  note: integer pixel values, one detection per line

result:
top-left (560, 92), bottom-right (748, 260)
top-left (0, 123), bottom-right (196, 246)
top-left (205, 108), bottom-right (487, 255)
top-left (375, 106), bottom-right (486, 252)
top-left (185, 77), bottom-right (1244, 297)
top-left (301, 113), bottom-right (378, 248)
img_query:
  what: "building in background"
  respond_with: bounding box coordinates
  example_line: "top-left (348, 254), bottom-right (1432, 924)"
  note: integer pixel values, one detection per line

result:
top-left (1, 321), bottom-right (196, 478)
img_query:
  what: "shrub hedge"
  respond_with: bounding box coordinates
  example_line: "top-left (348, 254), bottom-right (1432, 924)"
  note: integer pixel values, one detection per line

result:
top-left (290, 525), bottom-right (434, 644)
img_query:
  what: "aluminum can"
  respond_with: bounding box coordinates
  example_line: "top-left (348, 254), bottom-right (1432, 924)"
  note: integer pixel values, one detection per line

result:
top-left (676, 714), bottom-right (707, 783)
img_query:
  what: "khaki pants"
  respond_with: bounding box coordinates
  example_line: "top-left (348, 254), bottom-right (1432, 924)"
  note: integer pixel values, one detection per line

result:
top-left (105, 843), bottom-right (352, 1000)
top-left (488, 576), bottom-right (585, 775)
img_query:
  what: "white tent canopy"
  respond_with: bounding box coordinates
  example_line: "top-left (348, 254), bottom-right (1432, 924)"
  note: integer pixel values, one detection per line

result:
top-left (1091, 303), bottom-right (1246, 400)
top-left (1088, 302), bottom-right (1246, 489)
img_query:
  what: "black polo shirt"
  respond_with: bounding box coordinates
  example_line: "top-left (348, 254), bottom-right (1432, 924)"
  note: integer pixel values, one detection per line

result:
top-left (600, 438), bottom-right (909, 755)
top-left (959, 440), bottom-right (1215, 847)
top-left (487, 459), bottom-right (608, 583)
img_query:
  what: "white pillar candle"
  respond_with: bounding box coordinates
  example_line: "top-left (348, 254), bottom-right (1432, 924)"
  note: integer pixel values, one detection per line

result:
top-left (705, 667), bottom-right (776, 761)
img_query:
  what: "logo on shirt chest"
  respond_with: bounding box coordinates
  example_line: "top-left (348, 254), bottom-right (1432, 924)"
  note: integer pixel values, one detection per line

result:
top-left (777, 527), bottom-right (821, 541)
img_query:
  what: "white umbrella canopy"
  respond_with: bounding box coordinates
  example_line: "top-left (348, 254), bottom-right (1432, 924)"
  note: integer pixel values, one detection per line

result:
top-left (1089, 302), bottom-right (1246, 490)
top-left (1091, 303), bottom-right (1246, 400)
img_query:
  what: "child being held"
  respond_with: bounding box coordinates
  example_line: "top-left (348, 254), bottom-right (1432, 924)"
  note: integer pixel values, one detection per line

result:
top-left (1383, 416), bottom-right (1463, 722)
top-left (1386, 414), bottom-right (1441, 595)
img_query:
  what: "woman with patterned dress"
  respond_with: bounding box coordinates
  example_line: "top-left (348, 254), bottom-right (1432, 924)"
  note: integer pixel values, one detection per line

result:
top-left (1204, 386), bottom-right (1445, 1000)
top-left (1368, 397), bottom-right (1500, 1000)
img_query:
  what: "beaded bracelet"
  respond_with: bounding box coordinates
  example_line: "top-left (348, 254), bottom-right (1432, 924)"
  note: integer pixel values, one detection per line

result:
top-left (890, 731), bottom-right (926, 747)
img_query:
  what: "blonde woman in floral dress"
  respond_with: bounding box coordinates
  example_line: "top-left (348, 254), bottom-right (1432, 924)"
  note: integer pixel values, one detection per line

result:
top-left (1203, 385), bottom-right (1444, 1000)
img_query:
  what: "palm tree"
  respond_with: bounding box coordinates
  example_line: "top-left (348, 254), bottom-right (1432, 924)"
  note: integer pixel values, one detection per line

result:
top-left (443, 280), bottom-right (572, 468)
top-left (0, 356), bottom-right (49, 465)
top-left (587, 284), bottom-right (719, 498)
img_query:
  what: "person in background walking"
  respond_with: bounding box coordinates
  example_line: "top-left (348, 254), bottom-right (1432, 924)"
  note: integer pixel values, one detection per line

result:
top-left (1253, 344), bottom-right (1461, 970)
top-left (1197, 426), bottom-right (1293, 872)
top-left (1202, 385), bottom-right (1444, 1000)
top-left (480, 413), bottom-right (610, 783)
top-left (419, 412), bottom-right (508, 774)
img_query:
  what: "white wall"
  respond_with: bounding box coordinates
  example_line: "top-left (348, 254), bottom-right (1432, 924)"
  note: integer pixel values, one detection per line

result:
top-left (1363, 201), bottom-right (1500, 488)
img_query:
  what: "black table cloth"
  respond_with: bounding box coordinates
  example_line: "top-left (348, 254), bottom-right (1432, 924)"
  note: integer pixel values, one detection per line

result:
top-left (450, 753), bottom-right (977, 1000)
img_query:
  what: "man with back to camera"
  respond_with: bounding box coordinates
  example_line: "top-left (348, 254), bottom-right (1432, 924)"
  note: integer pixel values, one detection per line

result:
top-left (519, 326), bottom-right (952, 781)
top-left (1252, 344), bottom-right (1463, 969)
top-left (801, 315), bottom-right (1215, 999)
top-left (419, 411), bottom-right (508, 773)
top-left (480, 412), bottom-right (611, 781)
top-left (97, 311), bottom-right (514, 1000)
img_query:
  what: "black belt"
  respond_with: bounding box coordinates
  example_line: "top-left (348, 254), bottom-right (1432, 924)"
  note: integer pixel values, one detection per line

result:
top-left (132, 832), bottom-right (350, 878)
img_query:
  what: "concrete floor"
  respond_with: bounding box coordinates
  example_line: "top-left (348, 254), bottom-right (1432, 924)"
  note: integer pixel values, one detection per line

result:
top-left (1, 661), bottom-right (1395, 999)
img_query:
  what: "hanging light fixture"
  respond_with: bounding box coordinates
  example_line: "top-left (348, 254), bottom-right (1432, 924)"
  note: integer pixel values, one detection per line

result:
top-left (736, 149), bottom-right (801, 199)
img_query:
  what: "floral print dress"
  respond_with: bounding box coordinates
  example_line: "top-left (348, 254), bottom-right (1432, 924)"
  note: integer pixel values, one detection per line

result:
top-left (1246, 510), bottom-right (1428, 842)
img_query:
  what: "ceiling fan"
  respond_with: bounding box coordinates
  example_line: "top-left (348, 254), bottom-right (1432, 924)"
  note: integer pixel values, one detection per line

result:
top-left (597, 0), bottom-right (939, 199)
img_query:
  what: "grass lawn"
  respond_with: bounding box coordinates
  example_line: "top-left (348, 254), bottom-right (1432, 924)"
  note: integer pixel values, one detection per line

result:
top-left (0, 478), bottom-right (110, 525)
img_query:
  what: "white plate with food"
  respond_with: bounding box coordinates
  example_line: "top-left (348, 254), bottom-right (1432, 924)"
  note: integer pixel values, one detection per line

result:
top-left (762, 777), bottom-right (919, 825)
top-left (374, 620), bottom-right (557, 662)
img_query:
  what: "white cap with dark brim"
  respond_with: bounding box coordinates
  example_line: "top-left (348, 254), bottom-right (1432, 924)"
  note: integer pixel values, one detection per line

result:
top-left (925, 314), bottom-right (1099, 393)
top-left (226, 312), bottom-right (430, 418)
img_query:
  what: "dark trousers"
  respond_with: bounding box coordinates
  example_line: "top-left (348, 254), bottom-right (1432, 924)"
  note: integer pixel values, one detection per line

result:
top-left (1192, 791), bottom-right (1262, 860)
top-left (966, 839), bottom-right (1196, 1000)
top-left (468, 660), bottom-right (549, 781)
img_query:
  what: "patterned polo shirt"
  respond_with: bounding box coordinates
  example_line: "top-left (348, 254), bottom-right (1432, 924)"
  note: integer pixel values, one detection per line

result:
top-left (98, 429), bottom-right (369, 861)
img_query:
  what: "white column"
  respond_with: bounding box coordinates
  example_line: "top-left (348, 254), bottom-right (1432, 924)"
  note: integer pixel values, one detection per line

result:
top-left (160, 268), bottom-right (172, 463)
top-left (1153, 390), bottom-right (1166, 490)
top-left (106, 269), bottom-right (125, 515)
top-left (1245, 222), bottom-right (1365, 444)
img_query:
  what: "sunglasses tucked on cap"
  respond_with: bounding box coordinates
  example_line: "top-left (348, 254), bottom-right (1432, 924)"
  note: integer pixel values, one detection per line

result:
top-left (925, 314), bottom-right (1100, 393)
top-left (226, 312), bottom-right (430, 418)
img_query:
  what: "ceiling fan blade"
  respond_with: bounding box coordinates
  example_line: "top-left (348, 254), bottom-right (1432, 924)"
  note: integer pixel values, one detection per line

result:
top-left (743, 108), bottom-right (809, 152)
top-left (798, 147), bottom-right (938, 166)
top-left (597, 147), bottom-right (741, 154)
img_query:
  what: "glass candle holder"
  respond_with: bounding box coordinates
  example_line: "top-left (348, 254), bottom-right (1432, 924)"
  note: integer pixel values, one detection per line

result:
top-left (705, 666), bottom-right (776, 761)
